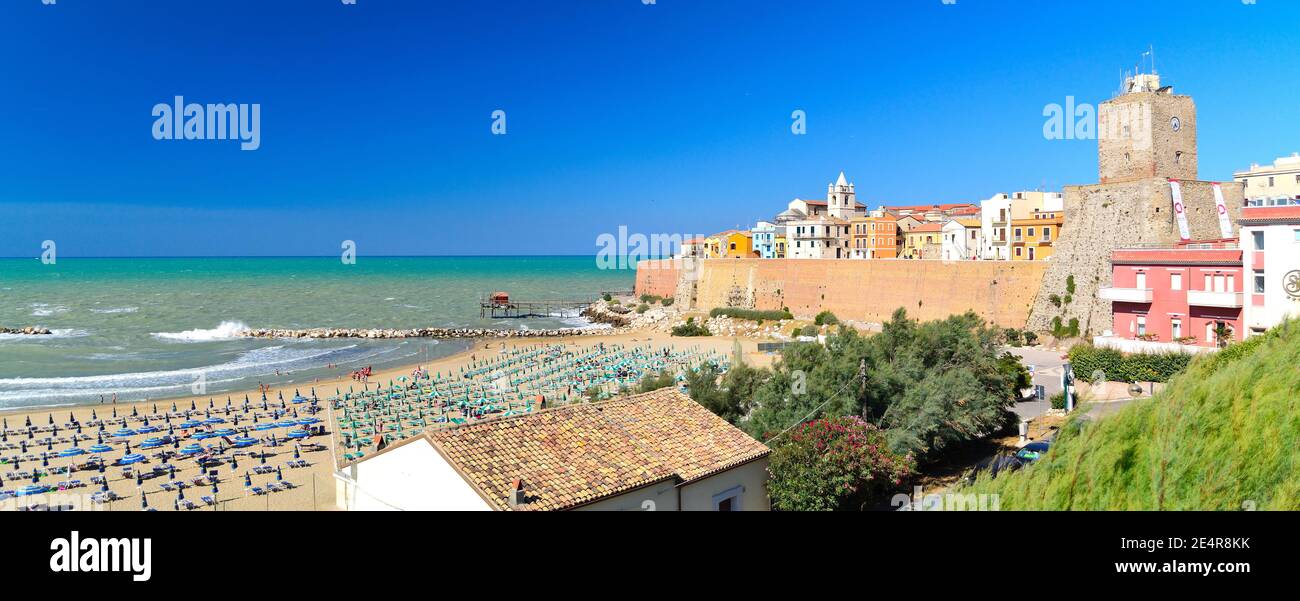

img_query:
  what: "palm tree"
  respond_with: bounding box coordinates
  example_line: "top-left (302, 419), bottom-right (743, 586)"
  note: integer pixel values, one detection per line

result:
top-left (1213, 323), bottom-right (1233, 349)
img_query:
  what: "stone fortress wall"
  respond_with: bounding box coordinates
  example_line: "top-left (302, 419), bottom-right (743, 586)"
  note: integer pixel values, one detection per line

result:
top-left (639, 258), bottom-right (1049, 329)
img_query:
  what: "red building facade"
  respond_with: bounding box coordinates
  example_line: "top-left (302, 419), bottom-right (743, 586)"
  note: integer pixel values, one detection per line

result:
top-left (1098, 241), bottom-right (1244, 349)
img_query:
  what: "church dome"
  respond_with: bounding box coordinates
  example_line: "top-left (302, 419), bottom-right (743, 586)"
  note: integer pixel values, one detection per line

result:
top-left (774, 208), bottom-right (806, 224)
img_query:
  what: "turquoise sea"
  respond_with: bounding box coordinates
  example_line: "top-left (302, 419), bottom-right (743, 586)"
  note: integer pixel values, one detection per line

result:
top-left (0, 256), bottom-right (634, 409)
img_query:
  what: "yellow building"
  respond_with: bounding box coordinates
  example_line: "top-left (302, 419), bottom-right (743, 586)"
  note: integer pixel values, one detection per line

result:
top-left (774, 235), bottom-right (787, 258)
top-left (902, 222), bottom-right (943, 260)
top-left (705, 230), bottom-right (755, 258)
top-left (1010, 211), bottom-right (1064, 261)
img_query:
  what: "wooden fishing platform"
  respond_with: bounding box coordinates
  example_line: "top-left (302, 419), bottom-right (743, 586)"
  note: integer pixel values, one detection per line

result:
top-left (479, 291), bottom-right (611, 319)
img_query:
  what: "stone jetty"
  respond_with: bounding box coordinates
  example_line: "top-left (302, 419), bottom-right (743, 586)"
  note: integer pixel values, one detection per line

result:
top-left (0, 326), bottom-right (53, 335)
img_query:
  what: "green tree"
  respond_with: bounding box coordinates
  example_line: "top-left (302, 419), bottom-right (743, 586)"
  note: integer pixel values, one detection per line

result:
top-left (635, 370), bottom-right (677, 393)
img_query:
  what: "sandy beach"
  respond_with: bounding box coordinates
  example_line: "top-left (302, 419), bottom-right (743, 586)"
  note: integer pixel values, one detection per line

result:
top-left (0, 326), bottom-right (772, 512)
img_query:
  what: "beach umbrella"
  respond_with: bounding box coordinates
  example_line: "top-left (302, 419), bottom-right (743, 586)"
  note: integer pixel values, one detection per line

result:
top-left (42, 454), bottom-right (48, 467)
top-left (276, 466), bottom-right (283, 481)
top-left (259, 452), bottom-right (266, 465)
top-left (244, 472), bottom-right (252, 487)
top-left (293, 446), bottom-right (300, 460)
top-left (20, 441), bottom-right (27, 453)
top-left (169, 465), bottom-right (176, 480)
top-left (231, 457), bottom-right (238, 469)
top-left (212, 481), bottom-right (219, 495)
top-left (141, 491), bottom-right (149, 509)
top-left (90, 410), bottom-right (96, 421)
top-left (48, 413), bottom-right (53, 424)
top-left (25, 416), bottom-right (31, 427)
top-left (112, 408), bottom-right (117, 418)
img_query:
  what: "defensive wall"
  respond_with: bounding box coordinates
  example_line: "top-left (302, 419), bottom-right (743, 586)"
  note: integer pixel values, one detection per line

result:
top-left (636, 257), bottom-right (1050, 329)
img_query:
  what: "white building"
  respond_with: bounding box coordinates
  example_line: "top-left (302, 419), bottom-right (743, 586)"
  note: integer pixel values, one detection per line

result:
top-left (335, 389), bottom-right (772, 511)
top-left (1241, 204), bottom-right (1300, 336)
top-left (788, 218), bottom-right (850, 259)
top-left (980, 191), bottom-right (1064, 260)
top-left (941, 218), bottom-right (983, 261)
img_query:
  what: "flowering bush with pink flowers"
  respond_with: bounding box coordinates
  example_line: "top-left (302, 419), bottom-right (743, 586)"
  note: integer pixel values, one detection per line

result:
top-left (767, 416), bottom-right (915, 511)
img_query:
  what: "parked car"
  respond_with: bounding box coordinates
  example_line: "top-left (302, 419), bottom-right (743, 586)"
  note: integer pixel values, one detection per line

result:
top-left (1015, 441), bottom-right (1050, 463)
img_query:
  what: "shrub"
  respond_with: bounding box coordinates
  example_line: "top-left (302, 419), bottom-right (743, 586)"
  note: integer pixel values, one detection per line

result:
top-left (791, 327), bottom-right (802, 338)
top-left (602, 293), bottom-right (612, 302)
top-left (1067, 344), bottom-right (1192, 384)
top-left (767, 416), bottom-right (915, 511)
top-left (639, 294), bottom-right (663, 304)
top-left (635, 303), bottom-right (649, 314)
top-left (636, 370), bottom-right (677, 393)
top-left (1049, 391), bottom-right (1067, 410)
top-left (1004, 328), bottom-right (1023, 347)
top-left (1048, 294), bottom-right (1062, 308)
top-left (671, 317), bottom-right (711, 337)
top-left (1023, 331), bottom-right (1039, 346)
top-left (709, 307), bottom-right (793, 321)
top-left (813, 311), bottom-right (839, 326)
top-left (799, 324), bottom-right (819, 337)
top-left (661, 297), bottom-right (674, 307)
top-left (1066, 274), bottom-right (1076, 295)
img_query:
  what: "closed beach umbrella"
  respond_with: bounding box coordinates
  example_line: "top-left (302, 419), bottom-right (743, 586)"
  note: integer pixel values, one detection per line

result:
top-left (244, 472), bottom-right (252, 487)
top-left (276, 466), bottom-right (283, 481)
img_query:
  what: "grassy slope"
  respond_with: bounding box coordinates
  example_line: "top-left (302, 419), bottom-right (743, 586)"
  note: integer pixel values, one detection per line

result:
top-left (967, 320), bottom-right (1300, 510)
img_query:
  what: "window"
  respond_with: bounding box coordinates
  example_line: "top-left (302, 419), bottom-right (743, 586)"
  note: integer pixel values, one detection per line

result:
top-left (1043, 228), bottom-right (1051, 242)
top-left (712, 486), bottom-right (744, 511)
top-left (1136, 272), bottom-right (1147, 289)
top-left (1015, 247), bottom-right (1022, 257)
top-left (1269, 176), bottom-right (1275, 187)
top-left (1171, 318), bottom-right (1182, 339)
top-left (1254, 271), bottom-right (1266, 294)
top-left (1170, 273), bottom-right (1182, 291)
top-left (1253, 231), bottom-right (1265, 251)
top-left (1028, 227), bottom-right (1036, 238)
top-left (1294, 229), bottom-right (1300, 242)
top-left (1014, 228), bottom-right (1022, 241)
top-left (1137, 316), bottom-right (1147, 336)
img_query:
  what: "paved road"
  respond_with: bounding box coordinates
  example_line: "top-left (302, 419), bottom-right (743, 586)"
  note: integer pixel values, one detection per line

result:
top-left (1004, 346), bottom-right (1069, 421)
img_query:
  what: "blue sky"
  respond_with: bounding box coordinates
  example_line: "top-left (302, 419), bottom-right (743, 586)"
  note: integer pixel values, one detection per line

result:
top-left (1, 0), bottom-right (1297, 257)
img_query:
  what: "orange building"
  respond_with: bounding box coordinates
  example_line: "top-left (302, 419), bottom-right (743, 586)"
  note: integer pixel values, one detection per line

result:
top-left (849, 213), bottom-right (900, 259)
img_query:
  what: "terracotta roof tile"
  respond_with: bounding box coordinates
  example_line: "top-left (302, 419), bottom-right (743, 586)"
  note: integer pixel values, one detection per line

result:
top-left (427, 389), bottom-right (770, 511)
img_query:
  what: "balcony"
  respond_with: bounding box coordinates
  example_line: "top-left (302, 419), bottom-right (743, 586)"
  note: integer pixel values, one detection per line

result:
top-left (1098, 287), bottom-right (1153, 303)
top-left (1187, 290), bottom-right (1244, 308)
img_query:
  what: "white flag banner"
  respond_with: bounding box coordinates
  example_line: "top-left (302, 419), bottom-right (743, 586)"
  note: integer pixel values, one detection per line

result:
top-left (1212, 182), bottom-right (1233, 239)
top-left (1169, 179), bottom-right (1191, 241)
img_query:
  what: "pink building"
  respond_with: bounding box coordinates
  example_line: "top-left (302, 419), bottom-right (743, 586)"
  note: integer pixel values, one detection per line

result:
top-left (1097, 240), bottom-right (1244, 352)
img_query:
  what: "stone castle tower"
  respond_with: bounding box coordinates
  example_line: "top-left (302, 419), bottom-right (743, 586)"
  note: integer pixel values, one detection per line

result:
top-left (827, 171), bottom-right (856, 219)
top-left (1097, 73), bottom-right (1198, 184)
top-left (1028, 70), bottom-right (1245, 336)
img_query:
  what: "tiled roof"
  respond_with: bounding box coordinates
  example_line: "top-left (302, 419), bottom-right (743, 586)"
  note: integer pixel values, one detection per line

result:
top-left (911, 222), bottom-right (945, 233)
top-left (426, 389), bottom-right (770, 511)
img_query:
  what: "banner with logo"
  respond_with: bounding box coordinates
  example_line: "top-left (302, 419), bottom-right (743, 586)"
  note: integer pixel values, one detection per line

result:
top-left (1212, 182), bottom-right (1234, 239)
top-left (1169, 179), bottom-right (1191, 241)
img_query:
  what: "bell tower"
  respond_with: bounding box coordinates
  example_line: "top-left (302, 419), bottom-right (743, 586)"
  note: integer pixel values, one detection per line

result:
top-left (827, 171), bottom-right (856, 219)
